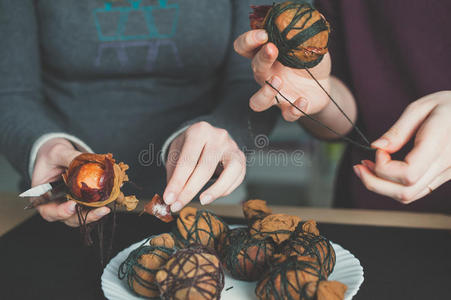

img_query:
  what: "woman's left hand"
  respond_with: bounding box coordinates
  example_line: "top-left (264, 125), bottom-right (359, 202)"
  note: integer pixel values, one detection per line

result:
top-left (353, 91), bottom-right (451, 204)
top-left (163, 122), bottom-right (246, 212)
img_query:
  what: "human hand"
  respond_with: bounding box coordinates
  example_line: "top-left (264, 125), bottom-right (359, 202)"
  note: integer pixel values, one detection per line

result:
top-left (163, 122), bottom-right (246, 212)
top-left (234, 29), bottom-right (331, 121)
top-left (354, 91), bottom-right (451, 203)
top-left (31, 138), bottom-right (110, 226)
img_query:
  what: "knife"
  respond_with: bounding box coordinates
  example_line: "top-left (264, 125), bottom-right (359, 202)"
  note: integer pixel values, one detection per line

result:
top-left (19, 180), bottom-right (68, 210)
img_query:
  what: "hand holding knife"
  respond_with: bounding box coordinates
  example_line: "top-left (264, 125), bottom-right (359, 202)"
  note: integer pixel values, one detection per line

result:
top-left (19, 180), bottom-right (68, 210)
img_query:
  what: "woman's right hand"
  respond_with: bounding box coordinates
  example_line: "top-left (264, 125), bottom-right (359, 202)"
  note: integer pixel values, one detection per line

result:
top-left (31, 138), bottom-right (110, 227)
top-left (234, 29), bottom-right (332, 121)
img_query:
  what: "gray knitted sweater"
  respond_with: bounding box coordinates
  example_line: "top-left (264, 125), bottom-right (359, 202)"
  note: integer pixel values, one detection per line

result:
top-left (0, 0), bottom-right (275, 194)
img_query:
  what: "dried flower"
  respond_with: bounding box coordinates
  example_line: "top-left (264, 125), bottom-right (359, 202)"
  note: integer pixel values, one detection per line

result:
top-left (250, 214), bottom-right (302, 244)
top-left (142, 194), bottom-right (174, 223)
top-left (243, 199), bottom-right (272, 226)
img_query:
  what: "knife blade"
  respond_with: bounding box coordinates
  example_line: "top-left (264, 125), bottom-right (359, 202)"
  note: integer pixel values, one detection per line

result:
top-left (19, 183), bottom-right (53, 197)
top-left (19, 181), bottom-right (68, 210)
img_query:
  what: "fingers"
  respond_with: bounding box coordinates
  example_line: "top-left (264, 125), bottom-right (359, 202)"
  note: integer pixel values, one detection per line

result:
top-left (44, 139), bottom-right (81, 167)
top-left (411, 166), bottom-right (450, 200)
top-left (200, 150), bottom-right (246, 205)
top-left (32, 139), bottom-right (81, 186)
top-left (251, 43), bottom-right (279, 83)
top-left (171, 143), bottom-right (225, 212)
top-left (372, 150), bottom-right (410, 184)
top-left (281, 96), bottom-right (308, 122)
top-left (372, 113), bottom-right (445, 186)
top-left (427, 167), bottom-right (451, 191)
top-left (224, 167), bottom-right (246, 196)
top-left (163, 122), bottom-right (247, 211)
top-left (165, 134), bottom-right (185, 182)
top-left (371, 100), bottom-right (436, 153)
top-left (163, 125), bottom-right (206, 206)
top-left (234, 29), bottom-right (268, 58)
top-left (250, 76), bottom-right (281, 112)
top-left (37, 200), bottom-right (110, 227)
top-left (63, 207), bottom-right (110, 227)
top-left (354, 159), bottom-right (446, 204)
top-left (38, 201), bottom-right (77, 222)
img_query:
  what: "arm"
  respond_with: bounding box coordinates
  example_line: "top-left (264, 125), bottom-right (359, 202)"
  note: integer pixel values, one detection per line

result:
top-left (0, 0), bottom-right (108, 225)
top-left (298, 75), bottom-right (357, 140)
top-left (161, 0), bottom-right (278, 211)
top-left (0, 0), bottom-right (61, 179)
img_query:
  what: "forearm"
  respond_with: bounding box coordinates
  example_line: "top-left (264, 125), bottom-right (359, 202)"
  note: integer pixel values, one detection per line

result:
top-left (298, 76), bottom-right (356, 140)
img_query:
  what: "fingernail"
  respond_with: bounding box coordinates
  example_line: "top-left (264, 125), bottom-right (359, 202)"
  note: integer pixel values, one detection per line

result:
top-left (165, 192), bottom-right (176, 205)
top-left (353, 165), bottom-right (361, 178)
top-left (95, 207), bottom-right (110, 217)
top-left (200, 195), bottom-right (212, 205)
top-left (67, 202), bottom-right (76, 214)
top-left (372, 138), bottom-right (389, 149)
top-left (171, 202), bottom-right (182, 213)
top-left (270, 76), bottom-right (282, 89)
top-left (256, 30), bottom-right (268, 42)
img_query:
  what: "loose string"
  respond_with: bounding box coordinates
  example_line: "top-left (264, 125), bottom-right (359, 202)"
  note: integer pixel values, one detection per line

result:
top-left (304, 68), bottom-right (370, 146)
top-left (265, 80), bottom-right (375, 152)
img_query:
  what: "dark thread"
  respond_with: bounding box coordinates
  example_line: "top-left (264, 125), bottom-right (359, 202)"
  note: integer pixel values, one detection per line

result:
top-left (280, 223), bottom-right (336, 277)
top-left (173, 209), bottom-right (228, 250)
top-left (257, 255), bottom-right (325, 300)
top-left (219, 227), bottom-right (275, 281)
top-left (266, 80), bottom-right (375, 151)
top-left (118, 236), bottom-right (176, 298)
top-left (305, 68), bottom-right (371, 146)
top-left (157, 245), bottom-right (225, 299)
top-left (264, 1), bottom-right (328, 69)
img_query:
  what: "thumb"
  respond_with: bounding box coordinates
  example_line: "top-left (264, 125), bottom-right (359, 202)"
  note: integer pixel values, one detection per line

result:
top-left (371, 101), bottom-right (435, 153)
top-left (53, 146), bottom-right (81, 168)
top-left (32, 139), bottom-right (82, 186)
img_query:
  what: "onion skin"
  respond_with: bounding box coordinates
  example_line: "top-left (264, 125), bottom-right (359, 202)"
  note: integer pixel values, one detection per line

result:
top-left (62, 153), bottom-right (138, 210)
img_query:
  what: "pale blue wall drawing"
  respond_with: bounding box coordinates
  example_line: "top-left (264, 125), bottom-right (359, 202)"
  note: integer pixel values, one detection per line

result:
top-left (93, 0), bottom-right (183, 70)
top-left (93, 0), bottom-right (179, 41)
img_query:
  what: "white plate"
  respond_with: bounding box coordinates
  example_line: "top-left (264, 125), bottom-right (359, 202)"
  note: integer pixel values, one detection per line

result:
top-left (102, 227), bottom-right (364, 300)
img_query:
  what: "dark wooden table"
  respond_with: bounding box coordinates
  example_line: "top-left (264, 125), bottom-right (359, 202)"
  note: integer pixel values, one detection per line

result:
top-left (1, 212), bottom-right (450, 300)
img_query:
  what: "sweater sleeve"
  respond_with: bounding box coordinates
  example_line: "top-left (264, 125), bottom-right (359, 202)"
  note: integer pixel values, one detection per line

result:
top-left (0, 0), bottom-right (63, 181)
top-left (161, 0), bottom-right (278, 160)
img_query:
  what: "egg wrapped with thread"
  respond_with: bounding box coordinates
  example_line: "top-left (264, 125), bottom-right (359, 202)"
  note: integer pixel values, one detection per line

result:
top-left (174, 207), bottom-right (229, 249)
top-left (250, 1), bottom-right (330, 69)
